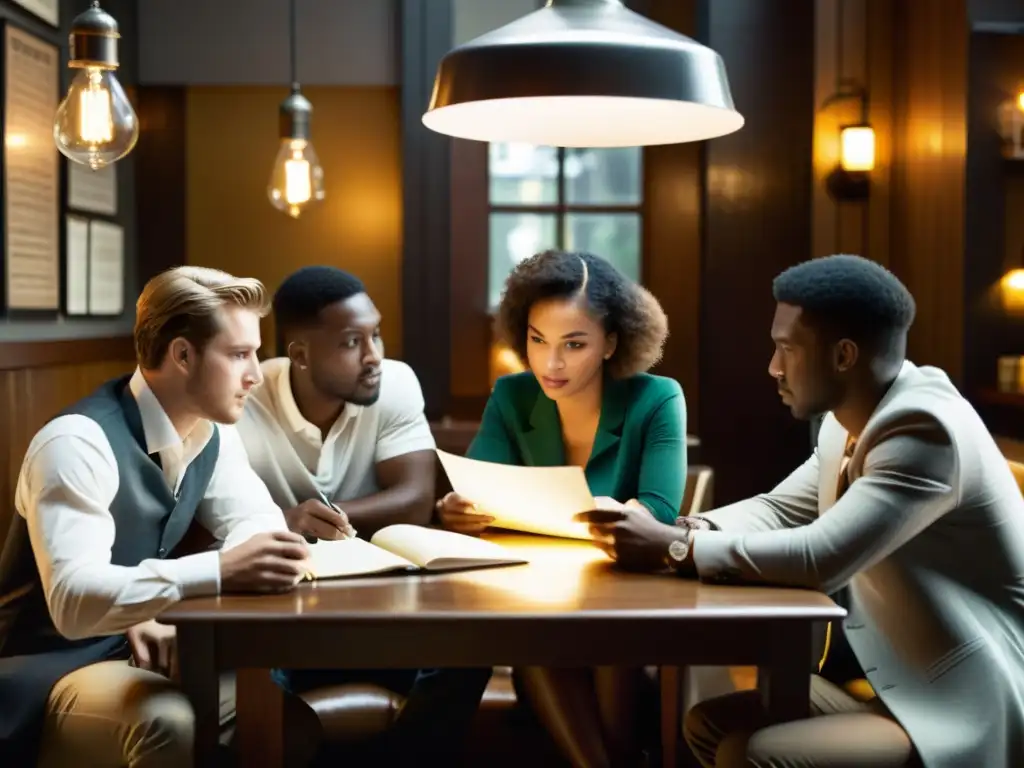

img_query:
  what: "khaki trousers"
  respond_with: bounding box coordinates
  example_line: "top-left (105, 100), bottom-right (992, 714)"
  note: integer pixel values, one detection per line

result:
top-left (36, 660), bottom-right (236, 768)
top-left (684, 675), bottom-right (918, 768)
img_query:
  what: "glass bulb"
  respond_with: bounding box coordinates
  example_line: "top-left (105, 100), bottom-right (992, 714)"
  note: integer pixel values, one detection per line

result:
top-left (53, 67), bottom-right (138, 170)
top-left (267, 138), bottom-right (325, 218)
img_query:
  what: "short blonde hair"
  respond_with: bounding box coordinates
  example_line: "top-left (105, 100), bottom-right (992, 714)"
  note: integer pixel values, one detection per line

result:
top-left (134, 266), bottom-right (270, 370)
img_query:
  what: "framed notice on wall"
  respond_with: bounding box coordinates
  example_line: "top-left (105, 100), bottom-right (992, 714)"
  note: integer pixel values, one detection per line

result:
top-left (3, 24), bottom-right (60, 313)
top-left (65, 215), bottom-right (89, 315)
top-left (68, 160), bottom-right (118, 215)
top-left (87, 220), bottom-right (124, 315)
top-left (8, 0), bottom-right (58, 27)
top-left (64, 216), bottom-right (125, 316)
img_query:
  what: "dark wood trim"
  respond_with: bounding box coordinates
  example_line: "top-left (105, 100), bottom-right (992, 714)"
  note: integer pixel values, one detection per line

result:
top-left (698, 0), bottom-right (816, 505)
top-left (643, 0), bottom-right (702, 431)
top-left (400, 0), bottom-right (453, 419)
top-left (449, 139), bottom-right (491, 406)
top-left (135, 86), bottom-right (188, 284)
top-left (978, 388), bottom-right (1024, 408)
top-left (0, 336), bottom-right (134, 370)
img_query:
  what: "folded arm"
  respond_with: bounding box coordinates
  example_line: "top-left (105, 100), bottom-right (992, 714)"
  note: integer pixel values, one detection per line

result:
top-left (18, 417), bottom-right (222, 640)
top-left (691, 418), bottom-right (957, 594)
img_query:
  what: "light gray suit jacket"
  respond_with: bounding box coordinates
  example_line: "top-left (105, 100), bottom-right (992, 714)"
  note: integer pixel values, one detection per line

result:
top-left (693, 361), bottom-right (1024, 768)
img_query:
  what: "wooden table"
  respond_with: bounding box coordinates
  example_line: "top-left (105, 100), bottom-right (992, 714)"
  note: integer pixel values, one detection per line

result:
top-left (161, 535), bottom-right (843, 767)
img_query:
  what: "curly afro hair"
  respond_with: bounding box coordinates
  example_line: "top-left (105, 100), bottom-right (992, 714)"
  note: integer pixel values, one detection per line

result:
top-left (773, 254), bottom-right (916, 347)
top-left (495, 249), bottom-right (668, 379)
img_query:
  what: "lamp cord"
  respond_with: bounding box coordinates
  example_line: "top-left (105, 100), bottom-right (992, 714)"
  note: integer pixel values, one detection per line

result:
top-left (289, 0), bottom-right (298, 89)
top-left (834, 0), bottom-right (843, 94)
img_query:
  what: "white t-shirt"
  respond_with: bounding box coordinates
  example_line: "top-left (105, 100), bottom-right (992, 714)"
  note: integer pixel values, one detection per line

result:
top-left (237, 357), bottom-right (436, 510)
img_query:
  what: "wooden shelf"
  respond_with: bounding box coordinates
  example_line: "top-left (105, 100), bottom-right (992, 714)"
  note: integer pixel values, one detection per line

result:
top-left (977, 388), bottom-right (1024, 409)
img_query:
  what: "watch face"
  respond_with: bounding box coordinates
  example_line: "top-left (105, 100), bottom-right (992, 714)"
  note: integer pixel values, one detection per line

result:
top-left (668, 538), bottom-right (689, 562)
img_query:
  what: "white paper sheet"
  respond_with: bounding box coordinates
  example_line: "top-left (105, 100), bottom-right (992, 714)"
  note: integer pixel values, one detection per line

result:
top-left (436, 449), bottom-right (596, 540)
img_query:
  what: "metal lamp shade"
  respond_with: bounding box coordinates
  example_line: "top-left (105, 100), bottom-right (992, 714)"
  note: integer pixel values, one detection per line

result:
top-left (422, 0), bottom-right (744, 147)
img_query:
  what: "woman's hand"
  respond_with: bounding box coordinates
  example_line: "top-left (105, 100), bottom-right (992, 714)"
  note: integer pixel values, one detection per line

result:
top-left (436, 492), bottom-right (494, 536)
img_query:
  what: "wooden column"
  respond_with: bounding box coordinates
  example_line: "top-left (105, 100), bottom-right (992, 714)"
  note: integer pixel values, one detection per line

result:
top-left (400, 0), bottom-right (454, 419)
top-left (698, 0), bottom-right (817, 504)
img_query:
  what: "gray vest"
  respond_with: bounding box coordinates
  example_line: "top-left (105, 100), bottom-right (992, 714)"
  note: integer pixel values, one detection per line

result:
top-left (0, 375), bottom-right (220, 757)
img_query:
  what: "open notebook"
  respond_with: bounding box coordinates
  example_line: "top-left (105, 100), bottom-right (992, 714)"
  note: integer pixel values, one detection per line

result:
top-left (303, 524), bottom-right (527, 580)
top-left (436, 449), bottom-right (597, 540)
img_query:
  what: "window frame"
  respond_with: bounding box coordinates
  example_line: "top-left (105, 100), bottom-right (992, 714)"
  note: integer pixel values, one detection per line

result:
top-left (487, 146), bottom-right (645, 312)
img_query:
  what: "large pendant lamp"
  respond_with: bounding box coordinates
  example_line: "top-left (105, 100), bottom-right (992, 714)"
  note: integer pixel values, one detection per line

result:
top-left (422, 0), bottom-right (743, 147)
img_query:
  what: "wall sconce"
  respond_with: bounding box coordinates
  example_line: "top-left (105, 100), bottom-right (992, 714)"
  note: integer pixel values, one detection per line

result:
top-left (840, 125), bottom-right (875, 172)
top-left (1001, 268), bottom-right (1024, 311)
top-left (824, 84), bottom-right (873, 201)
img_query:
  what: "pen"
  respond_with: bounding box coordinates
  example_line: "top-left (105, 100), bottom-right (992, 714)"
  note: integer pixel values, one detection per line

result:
top-left (316, 488), bottom-right (357, 541)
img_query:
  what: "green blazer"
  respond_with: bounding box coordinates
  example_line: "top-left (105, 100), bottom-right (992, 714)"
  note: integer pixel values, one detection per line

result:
top-left (466, 372), bottom-right (687, 524)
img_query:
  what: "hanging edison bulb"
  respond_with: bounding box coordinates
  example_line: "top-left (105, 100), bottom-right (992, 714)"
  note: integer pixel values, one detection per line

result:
top-left (267, 86), bottom-right (324, 218)
top-left (53, 2), bottom-right (138, 169)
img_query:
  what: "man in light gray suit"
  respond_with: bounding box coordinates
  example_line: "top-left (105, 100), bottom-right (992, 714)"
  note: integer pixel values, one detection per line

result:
top-left (582, 254), bottom-right (1024, 767)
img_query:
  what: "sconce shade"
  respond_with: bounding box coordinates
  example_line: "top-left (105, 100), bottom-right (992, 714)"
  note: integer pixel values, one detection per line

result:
top-left (840, 125), bottom-right (875, 172)
top-left (422, 0), bottom-right (743, 147)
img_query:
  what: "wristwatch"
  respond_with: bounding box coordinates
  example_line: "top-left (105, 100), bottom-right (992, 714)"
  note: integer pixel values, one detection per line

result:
top-left (666, 534), bottom-right (691, 569)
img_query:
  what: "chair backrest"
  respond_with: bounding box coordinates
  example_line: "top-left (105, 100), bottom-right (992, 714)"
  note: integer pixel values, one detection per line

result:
top-left (1008, 460), bottom-right (1024, 496)
top-left (682, 465), bottom-right (714, 517)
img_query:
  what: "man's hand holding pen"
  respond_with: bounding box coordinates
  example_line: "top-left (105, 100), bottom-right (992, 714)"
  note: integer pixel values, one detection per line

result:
top-left (283, 497), bottom-right (356, 542)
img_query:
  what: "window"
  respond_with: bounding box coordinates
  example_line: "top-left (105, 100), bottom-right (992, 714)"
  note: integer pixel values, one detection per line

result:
top-left (487, 143), bottom-right (643, 310)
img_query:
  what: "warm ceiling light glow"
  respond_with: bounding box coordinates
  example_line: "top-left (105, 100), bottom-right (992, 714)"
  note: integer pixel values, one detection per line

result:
top-left (1004, 269), bottom-right (1024, 292)
top-left (1018, 90), bottom-right (1024, 111)
top-left (840, 126), bottom-right (875, 172)
top-left (422, 0), bottom-right (744, 147)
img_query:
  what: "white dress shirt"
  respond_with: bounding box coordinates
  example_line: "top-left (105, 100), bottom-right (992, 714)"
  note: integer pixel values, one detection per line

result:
top-left (13, 368), bottom-right (287, 640)
top-left (237, 357), bottom-right (436, 511)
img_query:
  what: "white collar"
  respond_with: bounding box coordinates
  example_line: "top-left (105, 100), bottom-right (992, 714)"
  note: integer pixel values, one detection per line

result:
top-left (128, 367), bottom-right (214, 455)
top-left (271, 358), bottom-right (359, 435)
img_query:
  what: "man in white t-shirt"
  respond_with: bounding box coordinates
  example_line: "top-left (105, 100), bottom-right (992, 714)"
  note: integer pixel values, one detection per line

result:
top-left (237, 266), bottom-right (490, 765)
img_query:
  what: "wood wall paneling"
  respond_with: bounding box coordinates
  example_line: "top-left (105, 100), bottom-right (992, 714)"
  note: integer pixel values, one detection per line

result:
top-left (699, 0), bottom-right (817, 505)
top-left (136, 86), bottom-right (187, 284)
top-left (400, 0), bottom-right (453, 419)
top-left (965, 32), bottom-right (1024, 433)
top-left (643, 0), bottom-right (703, 432)
top-left (887, 0), bottom-right (969, 382)
top-left (448, 138), bottom-right (491, 412)
top-left (812, 0), bottom-right (894, 266)
top-left (0, 344), bottom-right (135, 545)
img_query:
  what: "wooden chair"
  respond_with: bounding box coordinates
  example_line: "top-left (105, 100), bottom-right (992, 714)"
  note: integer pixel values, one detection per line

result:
top-left (658, 464), bottom-right (714, 767)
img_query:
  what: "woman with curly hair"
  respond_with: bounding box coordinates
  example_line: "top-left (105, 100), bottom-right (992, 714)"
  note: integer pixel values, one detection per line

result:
top-left (436, 249), bottom-right (687, 767)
